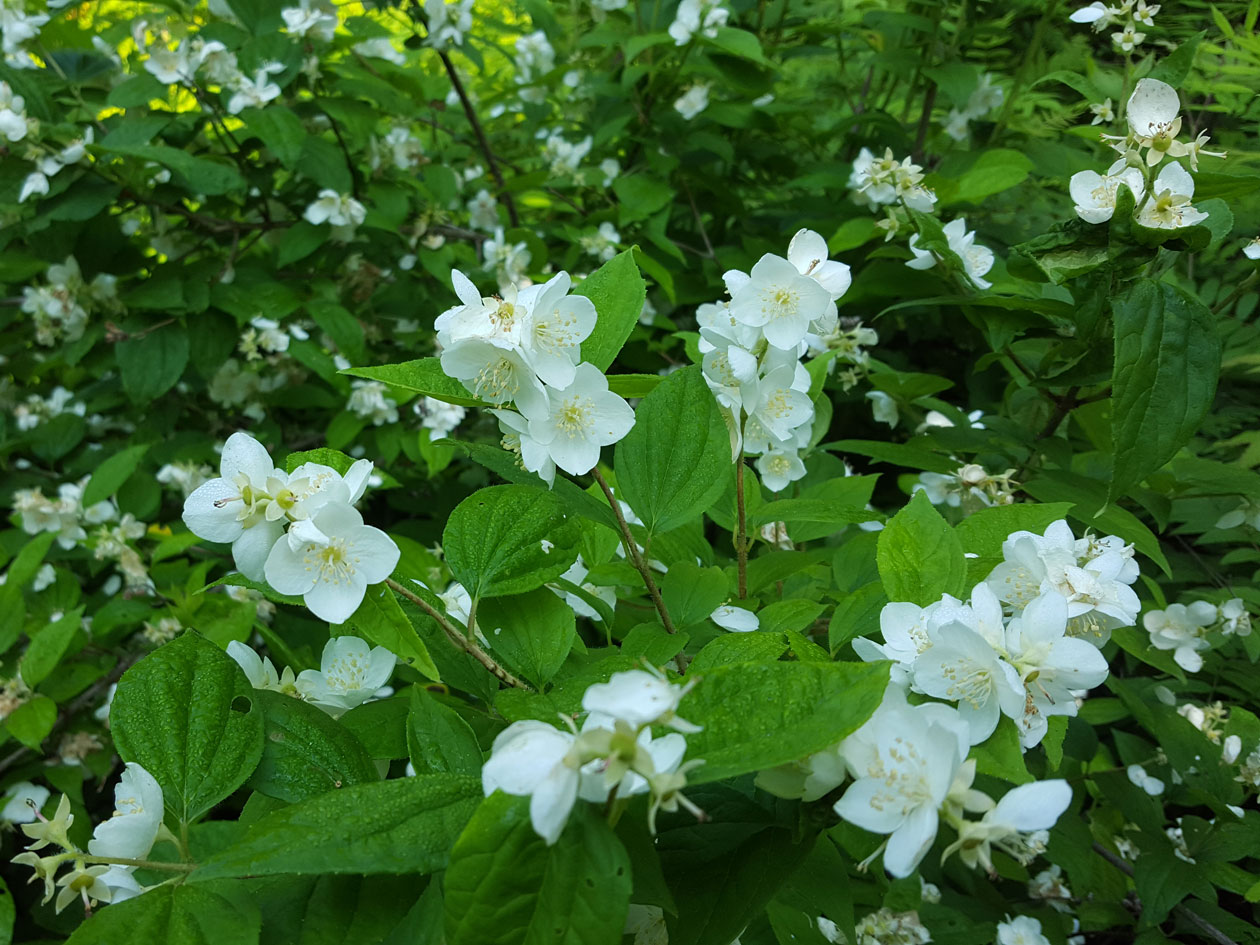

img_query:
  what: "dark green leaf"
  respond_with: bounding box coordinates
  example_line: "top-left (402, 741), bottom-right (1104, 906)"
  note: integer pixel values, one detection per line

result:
top-left (408, 686), bottom-right (483, 777)
top-left (876, 491), bottom-right (967, 605)
top-left (573, 250), bottom-right (647, 372)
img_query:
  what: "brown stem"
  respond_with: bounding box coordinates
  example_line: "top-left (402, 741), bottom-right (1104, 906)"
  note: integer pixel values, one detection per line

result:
top-left (590, 469), bottom-right (676, 635)
top-left (680, 178), bottom-right (715, 259)
top-left (386, 578), bottom-right (532, 690)
top-left (735, 457), bottom-right (749, 599)
top-left (438, 51), bottom-right (519, 228)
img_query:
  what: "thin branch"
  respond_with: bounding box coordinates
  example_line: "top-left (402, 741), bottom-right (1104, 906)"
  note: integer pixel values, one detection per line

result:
top-left (680, 178), bottom-right (715, 259)
top-left (438, 51), bottom-right (519, 227)
top-left (591, 469), bottom-right (677, 635)
top-left (1093, 842), bottom-right (1240, 945)
top-left (385, 578), bottom-right (532, 690)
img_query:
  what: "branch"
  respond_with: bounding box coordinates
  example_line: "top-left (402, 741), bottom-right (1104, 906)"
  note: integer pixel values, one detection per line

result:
top-left (385, 578), bottom-right (532, 690)
top-left (1092, 842), bottom-right (1240, 945)
top-left (438, 51), bottom-right (519, 227)
top-left (591, 469), bottom-right (677, 635)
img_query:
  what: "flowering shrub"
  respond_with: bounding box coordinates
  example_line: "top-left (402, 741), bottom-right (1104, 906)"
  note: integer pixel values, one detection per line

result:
top-left (1, 0), bottom-right (1260, 943)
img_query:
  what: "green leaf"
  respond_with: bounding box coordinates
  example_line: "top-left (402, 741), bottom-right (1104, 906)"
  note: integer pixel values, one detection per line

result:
top-left (350, 584), bottom-right (440, 681)
top-left (408, 686), bottom-right (483, 777)
top-left (1134, 850), bottom-right (1215, 925)
top-left (954, 502), bottom-right (1075, 583)
top-left (194, 774), bottom-right (482, 880)
top-left (478, 589), bottom-right (577, 689)
top-left (116, 325), bottom-right (190, 405)
top-left (1109, 280), bottom-right (1220, 502)
top-left (246, 690), bottom-right (379, 803)
top-left (876, 491), bottom-right (967, 606)
top-left (443, 485), bottom-right (580, 599)
top-left (828, 582), bottom-right (887, 654)
top-left (3, 695), bottom-right (56, 750)
top-left (94, 143), bottom-right (246, 195)
top-left (749, 499), bottom-right (878, 530)
top-left (615, 365), bottom-right (732, 535)
top-left (689, 632), bottom-right (789, 673)
top-left (257, 875), bottom-right (429, 945)
top-left (240, 105), bottom-right (306, 167)
top-left (680, 660), bottom-right (890, 782)
top-left (970, 717), bottom-right (1032, 784)
top-left (605, 373), bottom-right (663, 399)
top-left (573, 250), bottom-right (647, 372)
top-left (1147, 30), bottom-right (1206, 86)
top-left (83, 444), bottom-right (150, 506)
top-left (340, 358), bottom-right (483, 407)
top-left (111, 632), bottom-right (266, 824)
top-left (444, 793), bottom-right (632, 945)
top-left (19, 607), bottom-right (84, 688)
top-left (613, 176), bottom-right (673, 224)
top-left (0, 875), bottom-right (12, 945)
top-left (948, 149), bottom-right (1033, 205)
top-left (284, 447), bottom-right (359, 475)
top-left (0, 532), bottom-right (56, 653)
top-left (66, 883), bottom-right (260, 945)
top-left (276, 221), bottom-right (328, 267)
top-left (660, 561), bottom-right (729, 628)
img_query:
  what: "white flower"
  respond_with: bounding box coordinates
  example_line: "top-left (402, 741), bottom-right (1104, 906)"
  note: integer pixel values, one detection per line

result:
top-left (281, 2), bottom-right (337, 41)
top-left (347, 380), bottom-right (399, 425)
top-left (226, 64), bottom-right (285, 114)
top-left (1127, 764), bottom-right (1165, 795)
top-left (581, 669), bottom-right (700, 733)
top-left (832, 691), bottom-right (968, 877)
top-left (518, 272), bottom-right (598, 388)
top-left (467, 189), bottom-right (499, 231)
top-left (1004, 592), bottom-right (1110, 747)
top-left (1143, 601), bottom-right (1218, 672)
top-left (1112, 24), bottom-right (1145, 51)
top-left (668, 0), bottom-right (728, 44)
top-left (710, 604), bottom-right (759, 632)
top-left (599, 158), bottom-right (620, 186)
top-left (579, 221), bottom-right (621, 262)
top-left (425, 0), bottom-right (474, 48)
top-left (756, 449), bottom-right (807, 492)
top-left (1090, 97), bottom-right (1115, 124)
top-left (88, 763), bottom-right (164, 860)
top-left (303, 189), bottom-right (367, 230)
top-left (943, 108), bottom-right (971, 142)
top-left (18, 171), bottom-right (48, 203)
top-left (264, 503), bottom-right (401, 624)
top-left (493, 408), bottom-right (557, 488)
top-left (182, 432), bottom-right (286, 582)
top-left (786, 228), bottom-right (852, 301)
top-left (728, 254), bottom-right (835, 350)
top-left (295, 636), bottom-right (397, 715)
top-left (913, 620), bottom-right (1026, 744)
top-left (2, 782), bottom-right (49, 823)
top-left (1137, 161), bottom-right (1208, 229)
top-left (524, 363), bottom-right (635, 477)
top-left (482, 720), bottom-right (580, 845)
top-left (943, 778), bottom-right (1071, 871)
top-left (1134, 0), bottom-right (1160, 26)
top-left (1069, 160), bottom-right (1145, 223)
top-left (442, 340), bottom-right (549, 414)
top-left (227, 640), bottom-right (299, 694)
top-left (1245, 237), bottom-right (1260, 260)
top-left (985, 520), bottom-right (1140, 638)
top-left (997, 915), bottom-right (1052, 945)
top-left (1220, 599), bottom-right (1251, 637)
top-left (906, 217), bottom-right (994, 290)
top-left (354, 38), bottom-right (405, 65)
top-left (1069, 2), bottom-right (1113, 28)
top-left (54, 864), bottom-right (112, 915)
top-left (1223, 734), bottom-right (1242, 764)
top-left (673, 83), bottom-right (710, 120)
top-left (866, 390), bottom-right (899, 428)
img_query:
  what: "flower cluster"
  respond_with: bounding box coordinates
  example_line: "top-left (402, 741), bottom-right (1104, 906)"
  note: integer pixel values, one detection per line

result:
top-left (482, 669), bottom-right (702, 843)
top-left (19, 256), bottom-right (119, 347)
top-left (698, 228), bottom-right (850, 492)
top-left (229, 635), bottom-right (396, 717)
top-left (12, 386), bottom-right (84, 432)
top-left (435, 269), bottom-right (635, 485)
top-left (13, 763), bottom-right (165, 915)
top-left (941, 73), bottom-right (1004, 143)
top-left (17, 127), bottom-right (93, 204)
top-left (1070, 79), bottom-right (1224, 229)
top-left (761, 685), bottom-right (1072, 878)
top-left (181, 432), bottom-right (400, 623)
top-left (1143, 598), bottom-right (1251, 672)
top-left (915, 463), bottom-right (1019, 511)
top-left (668, 0), bottom-right (729, 45)
top-left (1070, 0), bottom-right (1160, 52)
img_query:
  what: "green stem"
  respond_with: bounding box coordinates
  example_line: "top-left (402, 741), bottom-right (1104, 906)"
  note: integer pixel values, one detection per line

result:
top-left (735, 456), bottom-right (749, 599)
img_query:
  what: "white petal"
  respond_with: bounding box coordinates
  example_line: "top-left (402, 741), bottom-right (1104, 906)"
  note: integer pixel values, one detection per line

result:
top-left (990, 779), bottom-right (1071, 831)
top-left (264, 531), bottom-right (317, 595)
top-left (182, 479), bottom-right (245, 544)
top-left (233, 520), bottom-right (285, 583)
top-left (220, 431), bottom-right (275, 483)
